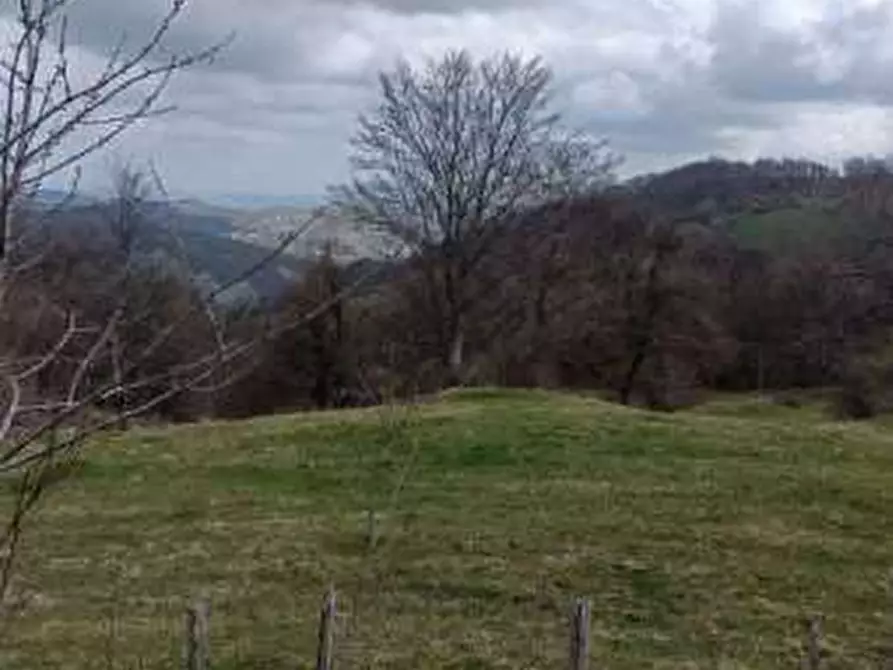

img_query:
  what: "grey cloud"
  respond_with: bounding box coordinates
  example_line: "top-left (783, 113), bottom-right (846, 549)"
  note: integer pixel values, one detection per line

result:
top-left (11, 0), bottom-right (893, 196)
top-left (162, 71), bottom-right (371, 139)
top-left (317, 0), bottom-right (538, 14)
top-left (0, 0), bottom-right (350, 83)
top-left (566, 68), bottom-right (772, 162)
top-left (569, 0), bottom-right (893, 171)
top-left (710, 1), bottom-right (893, 106)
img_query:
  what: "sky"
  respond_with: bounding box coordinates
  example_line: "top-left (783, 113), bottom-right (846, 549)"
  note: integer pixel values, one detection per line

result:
top-left (4, 0), bottom-right (893, 200)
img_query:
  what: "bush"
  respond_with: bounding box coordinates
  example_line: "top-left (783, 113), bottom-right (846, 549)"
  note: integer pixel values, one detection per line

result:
top-left (771, 390), bottom-right (804, 408)
top-left (832, 348), bottom-right (893, 420)
top-left (834, 375), bottom-right (879, 420)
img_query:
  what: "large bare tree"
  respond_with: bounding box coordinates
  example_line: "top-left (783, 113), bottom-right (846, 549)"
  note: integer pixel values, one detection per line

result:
top-left (0, 0), bottom-right (230, 612)
top-left (0, 0), bottom-right (365, 615)
top-left (335, 49), bottom-right (615, 383)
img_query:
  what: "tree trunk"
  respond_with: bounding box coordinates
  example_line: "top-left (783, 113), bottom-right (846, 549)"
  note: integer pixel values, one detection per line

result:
top-left (442, 261), bottom-right (465, 387)
top-left (109, 330), bottom-right (130, 431)
top-left (619, 346), bottom-right (647, 405)
top-left (618, 231), bottom-right (674, 406)
top-left (0, 199), bottom-right (12, 311)
top-left (447, 325), bottom-right (464, 387)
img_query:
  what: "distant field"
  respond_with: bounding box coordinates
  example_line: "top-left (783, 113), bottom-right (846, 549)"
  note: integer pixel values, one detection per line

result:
top-left (4, 389), bottom-right (893, 668)
top-left (729, 204), bottom-right (844, 254)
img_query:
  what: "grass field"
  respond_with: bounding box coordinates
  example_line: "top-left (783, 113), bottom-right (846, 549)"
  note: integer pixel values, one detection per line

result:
top-left (729, 205), bottom-right (843, 254)
top-left (3, 389), bottom-right (893, 668)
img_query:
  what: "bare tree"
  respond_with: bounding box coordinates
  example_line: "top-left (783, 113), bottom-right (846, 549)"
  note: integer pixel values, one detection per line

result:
top-left (0, 1), bottom-right (370, 616)
top-left (0, 1), bottom-right (226, 605)
top-left (335, 49), bottom-right (615, 383)
top-left (0, 0), bottom-right (231, 286)
top-left (0, 175), bottom-right (358, 614)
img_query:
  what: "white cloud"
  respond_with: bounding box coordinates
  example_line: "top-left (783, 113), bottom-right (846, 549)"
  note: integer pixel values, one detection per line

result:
top-left (721, 103), bottom-right (893, 164)
top-left (1, 0), bottom-right (890, 197)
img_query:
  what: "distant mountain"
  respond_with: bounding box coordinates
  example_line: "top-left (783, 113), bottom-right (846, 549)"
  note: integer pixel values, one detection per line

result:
top-left (229, 205), bottom-right (397, 263)
top-left (626, 157), bottom-right (840, 220)
top-left (36, 157), bottom-right (867, 304)
top-left (28, 193), bottom-right (392, 305)
top-left (35, 198), bottom-right (313, 305)
top-left (35, 188), bottom-right (101, 208)
top-left (623, 157), bottom-right (886, 255)
top-left (201, 194), bottom-right (324, 210)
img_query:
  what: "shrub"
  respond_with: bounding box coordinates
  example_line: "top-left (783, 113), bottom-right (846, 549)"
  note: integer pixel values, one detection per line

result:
top-left (834, 374), bottom-right (879, 420)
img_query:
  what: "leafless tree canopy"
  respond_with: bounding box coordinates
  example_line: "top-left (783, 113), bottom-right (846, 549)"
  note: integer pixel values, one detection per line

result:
top-left (0, 0), bottom-right (229, 270)
top-left (335, 49), bottom-right (617, 380)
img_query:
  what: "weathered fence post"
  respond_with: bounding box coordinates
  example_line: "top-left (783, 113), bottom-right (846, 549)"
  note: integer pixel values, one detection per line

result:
top-left (182, 597), bottom-right (211, 670)
top-left (366, 509), bottom-right (378, 550)
top-left (570, 597), bottom-right (591, 670)
top-left (802, 615), bottom-right (822, 670)
top-left (316, 587), bottom-right (337, 670)
top-left (884, 572), bottom-right (893, 670)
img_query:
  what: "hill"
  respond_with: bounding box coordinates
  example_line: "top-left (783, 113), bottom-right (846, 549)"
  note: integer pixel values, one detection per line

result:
top-left (728, 203), bottom-right (846, 254)
top-left (34, 159), bottom-right (886, 304)
top-left (32, 197), bottom-right (390, 304)
top-left (229, 205), bottom-right (395, 262)
top-left (630, 157), bottom-right (840, 217)
top-left (34, 199), bottom-right (313, 304)
top-left (5, 390), bottom-right (893, 668)
top-left (627, 157), bottom-right (864, 254)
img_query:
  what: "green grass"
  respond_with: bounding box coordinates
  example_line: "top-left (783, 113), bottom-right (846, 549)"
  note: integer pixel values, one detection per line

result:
top-left (729, 205), bottom-right (844, 254)
top-left (3, 388), bottom-right (893, 668)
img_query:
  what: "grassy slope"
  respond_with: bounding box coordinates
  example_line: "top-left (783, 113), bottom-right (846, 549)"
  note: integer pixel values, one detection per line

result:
top-left (728, 205), bottom-right (844, 254)
top-left (4, 389), bottom-right (893, 669)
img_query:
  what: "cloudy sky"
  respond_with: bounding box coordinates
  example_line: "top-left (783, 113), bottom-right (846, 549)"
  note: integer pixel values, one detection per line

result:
top-left (5, 0), bottom-right (893, 200)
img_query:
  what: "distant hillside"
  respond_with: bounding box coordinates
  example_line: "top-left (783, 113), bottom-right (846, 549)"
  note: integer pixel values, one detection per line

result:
top-left (33, 158), bottom-right (891, 304)
top-left (202, 193), bottom-right (323, 210)
top-left (229, 205), bottom-right (396, 262)
top-left (34, 199), bottom-right (313, 304)
top-left (629, 157), bottom-right (840, 217)
top-left (626, 157), bottom-right (890, 254)
top-left (727, 204), bottom-right (846, 254)
top-left (27, 191), bottom-right (396, 304)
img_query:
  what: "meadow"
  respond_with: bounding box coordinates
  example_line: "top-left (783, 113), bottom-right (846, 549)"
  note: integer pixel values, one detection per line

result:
top-left (3, 389), bottom-right (893, 669)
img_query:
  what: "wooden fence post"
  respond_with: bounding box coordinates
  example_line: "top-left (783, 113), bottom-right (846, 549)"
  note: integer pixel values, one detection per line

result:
top-left (366, 509), bottom-right (378, 550)
top-left (182, 597), bottom-right (210, 670)
top-left (316, 587), bottom-right (337, 670)
top-left (884, 572), bottom-right (893, 670)
top-left (570, 597), bottom-right (591, 670)
top-left (802, 615), bottom-right (822, 670)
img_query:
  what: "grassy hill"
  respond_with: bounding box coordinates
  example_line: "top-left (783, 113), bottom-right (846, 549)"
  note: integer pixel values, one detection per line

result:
top-left (728, 204), bottom-right (845, 254)
top-left (4, 390), bottom-right (893, 668)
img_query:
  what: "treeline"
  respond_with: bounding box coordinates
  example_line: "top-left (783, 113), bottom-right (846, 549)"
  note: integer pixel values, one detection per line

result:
top-left (218, 49), bottom-right (893, 420)
top-left (220, 158), bottom-right (893, 419)
top-left (24, 164), bottom-right (890, 423)
top-left (10, 50), bottom-right (893, 428)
